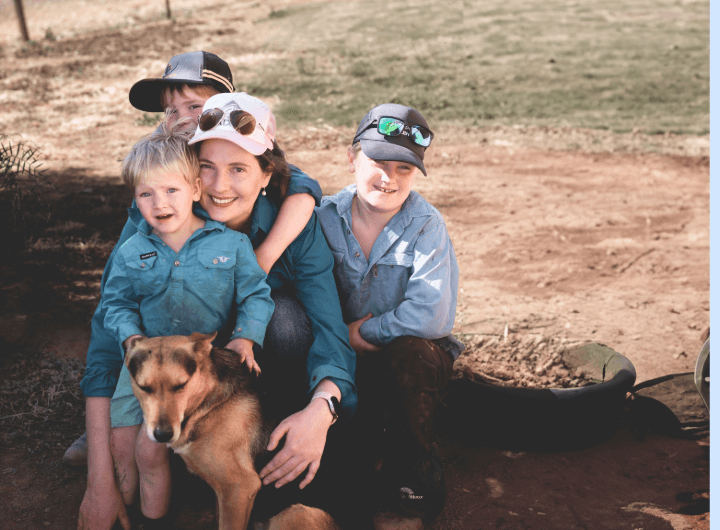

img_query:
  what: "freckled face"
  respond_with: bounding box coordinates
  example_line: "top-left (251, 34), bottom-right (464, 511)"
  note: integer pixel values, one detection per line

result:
top-left (349, 149), bottom-right (417, 216)
top-left (197, 139), bottom-right (272, 233)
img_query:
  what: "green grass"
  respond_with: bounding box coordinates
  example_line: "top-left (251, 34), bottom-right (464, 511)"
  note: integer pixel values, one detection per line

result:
top-left (233, 0), bottom-right (708, 134)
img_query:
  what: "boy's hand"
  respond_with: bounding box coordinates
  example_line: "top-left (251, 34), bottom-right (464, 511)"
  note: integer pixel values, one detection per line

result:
top-left (348, 314), bottom-right (381, 355)
top-left (226, 338), bottom-right (261, 374)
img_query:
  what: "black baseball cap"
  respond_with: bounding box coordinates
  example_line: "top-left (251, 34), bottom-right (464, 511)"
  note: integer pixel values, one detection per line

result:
top-left (353, 103), bottom-right (432, 176)
top-left (129, 51), bottom-right (234, 112)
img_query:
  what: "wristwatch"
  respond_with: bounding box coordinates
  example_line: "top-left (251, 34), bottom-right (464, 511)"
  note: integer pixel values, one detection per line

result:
top-left (311, 391), bottom-right (339, 424)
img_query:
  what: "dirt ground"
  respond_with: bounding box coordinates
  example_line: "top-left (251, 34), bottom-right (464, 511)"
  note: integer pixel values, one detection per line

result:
top-left (0, 2), bottom-right (709, 529)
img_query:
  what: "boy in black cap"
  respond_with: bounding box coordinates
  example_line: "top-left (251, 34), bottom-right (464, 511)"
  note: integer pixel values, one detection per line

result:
top-left (316, 104), bottom-right (464, 527)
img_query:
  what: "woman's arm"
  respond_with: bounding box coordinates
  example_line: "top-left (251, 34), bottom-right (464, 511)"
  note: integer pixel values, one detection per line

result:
top-left (258, 214), bottom-right (356, 489)
top-left (77, 397), bottom-right (130, 530)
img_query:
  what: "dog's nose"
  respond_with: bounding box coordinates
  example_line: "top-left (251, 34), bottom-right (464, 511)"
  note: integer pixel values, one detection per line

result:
top-left (153, 428), bottom-right (174, 443)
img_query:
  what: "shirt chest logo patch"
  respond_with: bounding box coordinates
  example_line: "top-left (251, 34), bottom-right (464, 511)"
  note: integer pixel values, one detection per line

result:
top-left (140, 251), bottom-right (157, 260)
top-left (216, 256), bottom-right (230, 263)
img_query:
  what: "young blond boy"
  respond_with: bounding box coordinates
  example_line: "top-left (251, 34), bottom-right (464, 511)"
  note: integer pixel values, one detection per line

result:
top-left (74, 52), bottom-right (321, 530)
top-left (102, 125), bottom-right (274, 522)
top-left (316, 104), bottom-right (464, 525)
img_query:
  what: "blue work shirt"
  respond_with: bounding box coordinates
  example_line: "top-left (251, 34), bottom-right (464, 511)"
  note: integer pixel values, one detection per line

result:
top-left (316, 185), bottom-right (464, 360)
top-left (80, 166), bottom-right (360, 413)
top-left (103, 208), bottom-right (274, 350)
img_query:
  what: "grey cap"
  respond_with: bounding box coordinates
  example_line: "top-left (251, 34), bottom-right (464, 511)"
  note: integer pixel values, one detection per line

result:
top-left (129, 51), bottom-right (234, 112)
top-left (353, 103), bottom-right (432, 176)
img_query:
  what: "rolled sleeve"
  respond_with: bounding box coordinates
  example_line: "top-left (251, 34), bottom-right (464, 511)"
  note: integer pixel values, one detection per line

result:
top-left (360, 219), bottom-right (459, 346)
top-left (287, 164), bottom-right (322, 206)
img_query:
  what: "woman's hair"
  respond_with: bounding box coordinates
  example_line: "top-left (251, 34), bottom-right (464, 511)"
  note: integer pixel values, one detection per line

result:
top-left (256, 140), bottom-right (291, 204)
top-left (121, 123), bottom-right (199, 190)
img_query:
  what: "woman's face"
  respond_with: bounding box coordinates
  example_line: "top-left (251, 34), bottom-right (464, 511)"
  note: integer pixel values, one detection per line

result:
top-left (197, 139), bottom-right (272, 232)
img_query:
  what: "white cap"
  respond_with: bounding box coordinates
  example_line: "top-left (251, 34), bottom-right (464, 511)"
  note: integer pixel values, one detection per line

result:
top-left (188, 92), bottom-right (275, 155)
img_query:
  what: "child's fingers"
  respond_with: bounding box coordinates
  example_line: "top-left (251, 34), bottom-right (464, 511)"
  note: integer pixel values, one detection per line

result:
top-left (252, 360), bottom-right (262, 375)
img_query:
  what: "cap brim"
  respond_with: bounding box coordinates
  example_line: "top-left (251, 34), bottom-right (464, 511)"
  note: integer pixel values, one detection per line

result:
top-left (129, 78), bottom-right (211, 113)
top-left (359, 138), bottom-right (427, 176)
top-left (188, 127), bottom-right (270, 156)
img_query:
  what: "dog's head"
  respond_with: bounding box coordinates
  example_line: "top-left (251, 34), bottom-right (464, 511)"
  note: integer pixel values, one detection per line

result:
top-left (125, 332), bottom-right (216, 444)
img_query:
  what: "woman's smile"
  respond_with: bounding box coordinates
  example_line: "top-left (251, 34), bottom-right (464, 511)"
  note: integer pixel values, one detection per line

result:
top-left (209, 195), bottom-right (238, 206)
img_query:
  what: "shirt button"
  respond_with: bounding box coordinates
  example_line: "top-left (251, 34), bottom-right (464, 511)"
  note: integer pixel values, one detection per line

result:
top-left (346, 229), bottom-right (351, 234)
top-left (312, 376), bottom-right (317, 381)
top-left (354, 252), bottom-right (360, 258)
top-left (140, 263), bottom-right (145, 268)
top-left (174, 261), bottom-right (180, 266)
top-left (213, 258), bottom-right (219, 264)
top-left (237, 327), bottom-right (242, 332)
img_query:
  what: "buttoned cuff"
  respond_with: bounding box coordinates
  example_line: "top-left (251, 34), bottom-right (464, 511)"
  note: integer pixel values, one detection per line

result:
top-left (358, 317), bottom-right (389, 347)
top-left (229, 318), bottom-right (268, 347)
top-left (307, 365), bottom-right (357, 418)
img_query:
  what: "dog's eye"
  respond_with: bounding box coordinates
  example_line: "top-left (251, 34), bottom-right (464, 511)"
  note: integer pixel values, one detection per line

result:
top-left (139, 386), bottom-right (153, 394)
top-left (173, 382), bottom-right (187, 392)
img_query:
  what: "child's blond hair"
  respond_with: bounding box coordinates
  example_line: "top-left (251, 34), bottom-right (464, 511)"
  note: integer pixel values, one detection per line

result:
top-left (121, 124), bottom-right (199, 190)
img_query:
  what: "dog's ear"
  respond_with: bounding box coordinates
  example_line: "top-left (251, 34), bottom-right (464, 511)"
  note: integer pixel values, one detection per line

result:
top-left (125, 336), bottom-right (145, 359)
top-left (189, 332), bottom-right (217, 356)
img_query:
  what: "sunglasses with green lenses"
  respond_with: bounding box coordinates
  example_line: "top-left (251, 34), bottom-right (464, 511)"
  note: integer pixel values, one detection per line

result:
top-left (374, 117), bottom-right (433, 147)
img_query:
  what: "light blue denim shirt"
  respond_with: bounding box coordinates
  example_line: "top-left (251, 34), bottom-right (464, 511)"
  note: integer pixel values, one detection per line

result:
top-left (316, 185), bottom-right (465, 360)
top-left (103, 207), bottom-right (274, 350)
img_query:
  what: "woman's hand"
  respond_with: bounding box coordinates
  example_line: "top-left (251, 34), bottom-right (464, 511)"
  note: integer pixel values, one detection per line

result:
top-left (348, 314), bottom-right (381, 355)
top-left (259, 397), bottom-right (334, 489)
top-left (78, 477), bottom-right (130, 530)
top-left (225, 338), bottom-right (260, 373)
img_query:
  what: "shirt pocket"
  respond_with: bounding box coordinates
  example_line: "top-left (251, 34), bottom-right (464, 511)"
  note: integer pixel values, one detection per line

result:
top-left (195, 250), bottom-right (237, 296)
top-left (374, 252), bottom-right (414, 304)
top-left (124, 255), bottom-right (164, 296)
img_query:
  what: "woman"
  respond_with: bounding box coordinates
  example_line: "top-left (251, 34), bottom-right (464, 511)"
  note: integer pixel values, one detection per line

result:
top-left (77, 93), bottom-right (356, 530)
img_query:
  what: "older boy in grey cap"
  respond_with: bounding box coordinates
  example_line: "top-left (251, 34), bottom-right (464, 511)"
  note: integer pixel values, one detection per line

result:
top-left (317, 103), bottom-right (464, 527)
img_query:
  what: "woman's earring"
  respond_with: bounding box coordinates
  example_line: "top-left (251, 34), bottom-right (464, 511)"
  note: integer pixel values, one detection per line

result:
top-left (261, 188), bottom-right (267, 196)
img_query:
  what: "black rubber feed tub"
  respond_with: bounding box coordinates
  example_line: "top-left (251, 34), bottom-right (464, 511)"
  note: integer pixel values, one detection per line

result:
top-left (444, 342), bottom-right (636, 451)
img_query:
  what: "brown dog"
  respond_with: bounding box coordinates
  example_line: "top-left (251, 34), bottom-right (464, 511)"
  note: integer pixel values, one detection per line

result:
top-left (125, 332), bottom-right (339, 530)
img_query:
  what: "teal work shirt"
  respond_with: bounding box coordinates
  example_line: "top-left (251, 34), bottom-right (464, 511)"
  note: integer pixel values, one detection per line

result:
top-left (103, 208), bottom-right (274, 350)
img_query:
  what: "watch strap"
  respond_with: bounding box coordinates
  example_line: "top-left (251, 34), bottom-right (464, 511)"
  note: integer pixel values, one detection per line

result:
top-left (312, 391), bottom-right (338, 424)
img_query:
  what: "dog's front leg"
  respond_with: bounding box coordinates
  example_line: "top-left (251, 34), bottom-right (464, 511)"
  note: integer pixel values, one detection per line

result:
top-left (214, 472), bottom-right (262, 530)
